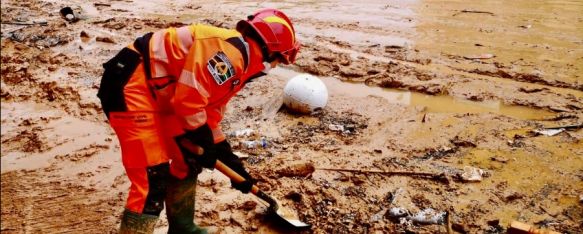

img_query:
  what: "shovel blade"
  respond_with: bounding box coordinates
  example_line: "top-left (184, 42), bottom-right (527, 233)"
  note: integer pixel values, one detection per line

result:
top-left (256, 190), bottom-right (311, 229)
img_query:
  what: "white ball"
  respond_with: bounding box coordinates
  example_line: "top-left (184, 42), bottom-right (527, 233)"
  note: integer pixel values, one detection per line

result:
top-left (283, 74), bottom-right (328, 114)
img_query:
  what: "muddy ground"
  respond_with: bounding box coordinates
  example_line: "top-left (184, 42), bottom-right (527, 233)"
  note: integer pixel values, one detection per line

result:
top-left (1, 0), bottom-right (582, 233)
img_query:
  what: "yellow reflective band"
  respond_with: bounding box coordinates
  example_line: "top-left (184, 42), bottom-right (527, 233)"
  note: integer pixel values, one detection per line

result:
top-left (263, 16), bottom-right (294, 42)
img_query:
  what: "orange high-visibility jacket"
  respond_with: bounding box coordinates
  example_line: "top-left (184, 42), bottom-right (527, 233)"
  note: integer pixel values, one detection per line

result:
top-left (130, 24), bottom-right (255, 143)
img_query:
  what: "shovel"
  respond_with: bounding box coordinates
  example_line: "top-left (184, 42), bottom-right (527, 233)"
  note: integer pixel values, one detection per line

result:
top-left (180, 139), bottom-right (311, 229)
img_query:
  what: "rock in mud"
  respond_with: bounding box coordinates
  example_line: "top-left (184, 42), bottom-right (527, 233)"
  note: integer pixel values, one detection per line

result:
top-left (239, 201), bottom-right (257, 211)
top-left (276, 162), bottom-right (315, 177)
top-left (96, 36), bottom-right (115, 44)
top-left (460, 166), bottom-right (485, 182)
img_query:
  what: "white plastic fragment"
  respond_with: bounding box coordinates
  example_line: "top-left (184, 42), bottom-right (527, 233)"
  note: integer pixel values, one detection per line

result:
top-left (229, 128), bottom-right (255, 137)
top-left (328, 124), bottom-right (344, 131)
top-left (387, 207), bottom-right (409, 218)
top-left (534, 128), bottom-right (565, 136)
top-left (410, 208), bottom-right (447, 225)
top-left (461, 166), bottom-right (485, 182)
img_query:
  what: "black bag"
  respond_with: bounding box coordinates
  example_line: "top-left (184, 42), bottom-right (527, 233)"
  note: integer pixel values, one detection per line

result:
top-left (97, 48), bottom-right (141, 117)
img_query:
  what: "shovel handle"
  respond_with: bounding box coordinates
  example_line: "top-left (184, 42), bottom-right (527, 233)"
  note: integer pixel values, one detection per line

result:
top-left (215, 159), bottom-right (279, 211)
top-left (179, 139), bottom-right (277, 209)
top-left (214, 160), bottom-right (260, 194)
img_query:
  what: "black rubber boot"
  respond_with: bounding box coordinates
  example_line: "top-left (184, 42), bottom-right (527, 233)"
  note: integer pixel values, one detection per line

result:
top-left (119, 209), bottom-right (158, 234)
top-left (165, 175), bottom-right (207, 234)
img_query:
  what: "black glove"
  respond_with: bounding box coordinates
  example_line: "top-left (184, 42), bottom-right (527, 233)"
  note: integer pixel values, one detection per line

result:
top-left (176, 124), bottom-right (217, 169)
top-left (215, 140), bottom-right (255, 193)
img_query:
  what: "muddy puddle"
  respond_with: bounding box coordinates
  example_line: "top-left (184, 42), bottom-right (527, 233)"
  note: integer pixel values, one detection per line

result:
top-left (272, 67), bottom-right (555, 120)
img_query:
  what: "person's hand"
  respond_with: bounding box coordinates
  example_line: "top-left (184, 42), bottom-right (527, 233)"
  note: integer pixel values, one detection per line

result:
top-left (215, 141), bottom-right (255, 193)
top-left (178, 137), bottom-right (217, 169)
top-left (176, 124), bottom-right (217, 169)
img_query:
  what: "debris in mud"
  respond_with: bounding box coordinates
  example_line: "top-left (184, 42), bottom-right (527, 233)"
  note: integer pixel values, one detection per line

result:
top-left (518, 87), bottom-right (548, 93)
top-left (60, 7), bottom-right (78, 22)
top-left (463, 53), bottom-right (495, 60)
top-left (421, 146), bottom-right (458, 159)
top-left (96, 36), bottom-right (115, 44)
top-left (450, 136), bottom-right (477, 148)
top-left (276, 162), bottom-right (315, 178)
top-left (410, 208), bottom-right (447, 225)
top-left (530, 124), bottom-right (582, 137)
top-left (228, 128), bottom-right (255, 138)
top-left (533, 128), bottom-right (565, 136)
top-left (459, 166), bottom-right (486, 182)
top-left (452, 10), bottom-right (496, 16)
top-left (386, 207), bottom-right (409, 219)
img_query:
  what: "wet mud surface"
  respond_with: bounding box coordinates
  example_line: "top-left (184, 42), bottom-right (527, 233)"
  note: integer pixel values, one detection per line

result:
top-left (1, 0), bottom-right (582, 233)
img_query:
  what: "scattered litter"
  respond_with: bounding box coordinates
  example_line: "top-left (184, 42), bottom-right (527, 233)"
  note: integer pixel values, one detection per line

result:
top-left (410, 208), bottom-right (446, 225)
top-left (386, 207), bottom-right (409, 218)
top-left (233, 151), bottom-right (249, 159)
top-left (532, 123), bottom-right (583, 137)
top-left (460, 166), bottom-right (485, 182)
top-left (370, 209), bottom-right (387, 222)
top-left (533, 128), bottom-right (564, 136)
top-left (328, 124), bottom-right (344, 131)
top-left (463, 53), bottom-right (495, 60)
top-left (229, 128), bottom-right (255, 137)
top-left (241, 138), bottom-right (267, 149)
top-left (60, 7), bottom-right (78, 22)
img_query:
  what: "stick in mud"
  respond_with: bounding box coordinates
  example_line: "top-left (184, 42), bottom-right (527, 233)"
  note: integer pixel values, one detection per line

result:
top-left (452, 10), bottom-right (496, 16)
top-left (316, 167), bottom-right (440, 178)
top-left (1, 21), bottom-right (48, 26)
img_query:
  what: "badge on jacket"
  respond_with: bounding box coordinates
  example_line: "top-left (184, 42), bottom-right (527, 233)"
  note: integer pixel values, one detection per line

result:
top-left (207, 51), bottom-right (235, 85)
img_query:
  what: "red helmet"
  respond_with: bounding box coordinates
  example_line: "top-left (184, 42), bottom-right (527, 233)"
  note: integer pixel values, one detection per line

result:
top-left (237, 9), bottom-right (300, 65)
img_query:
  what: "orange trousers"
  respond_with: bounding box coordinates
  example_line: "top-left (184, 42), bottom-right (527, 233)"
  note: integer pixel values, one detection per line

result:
top-left (105, 60), bottom-right (193, 215)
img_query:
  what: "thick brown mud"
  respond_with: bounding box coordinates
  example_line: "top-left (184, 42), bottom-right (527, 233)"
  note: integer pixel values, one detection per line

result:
top-left (1, 0), bottom-right (582, 233)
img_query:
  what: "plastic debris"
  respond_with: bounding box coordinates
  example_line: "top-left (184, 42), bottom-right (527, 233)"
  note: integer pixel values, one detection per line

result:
top-left (460, 166), bottom-right (485, 182)
top-left (328, 124), bottom-right (344, 131)
top-left (410, 208), bottom-right (446, 225)
top-left (241, 137), bottom-right (267, 149)
top-left (533, 128), bottom-right (564, 136)
top-left (387, 207), bottom-right (409, 218)
top-left (60, 7), bottom-right (78, 22)
top-left (229, 128), bottom-right (255, 137)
